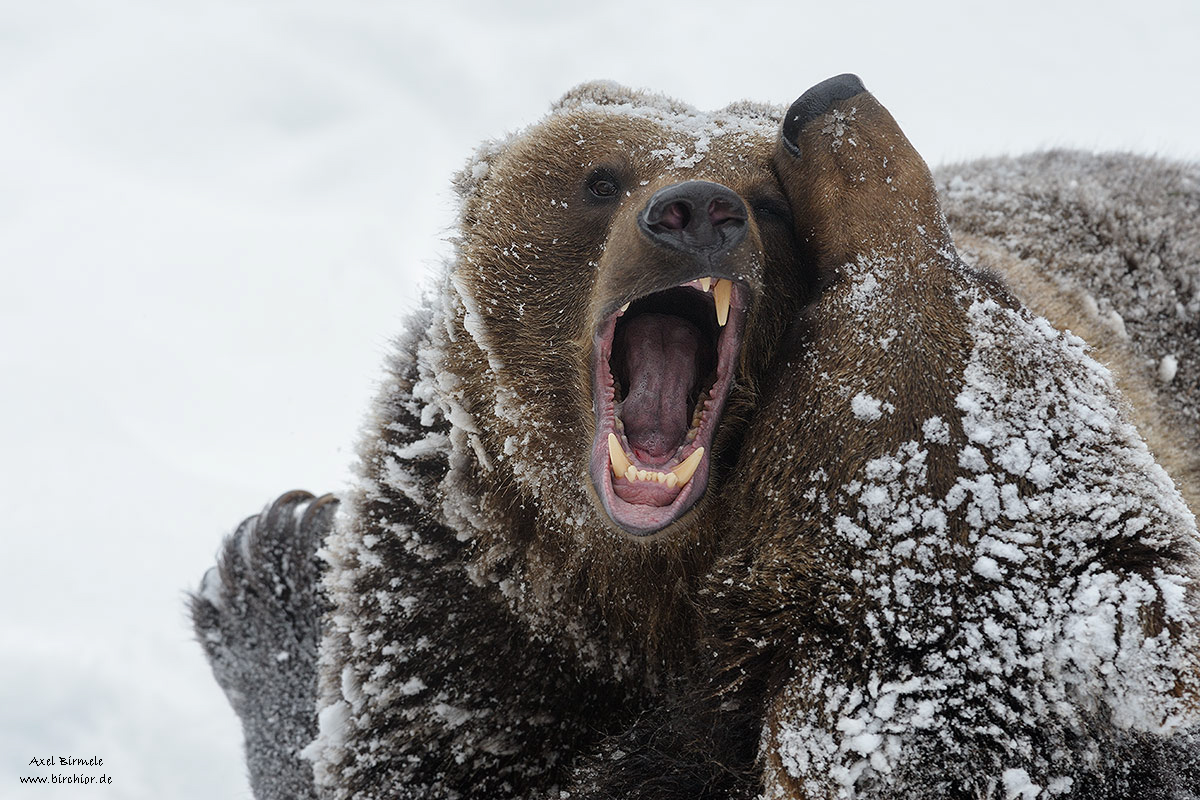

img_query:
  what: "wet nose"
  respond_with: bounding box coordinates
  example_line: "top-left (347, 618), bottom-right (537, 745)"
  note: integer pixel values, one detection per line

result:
top-left (639, 180), bottom-right (747, 257)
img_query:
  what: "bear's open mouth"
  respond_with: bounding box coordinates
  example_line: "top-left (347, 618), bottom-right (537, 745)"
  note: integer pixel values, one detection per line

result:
top-left (590, 277), bottom-right (746, 536)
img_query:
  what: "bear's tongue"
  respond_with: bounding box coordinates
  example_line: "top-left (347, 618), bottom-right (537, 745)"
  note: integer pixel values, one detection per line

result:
top-left (617, 313), bottom-right (701, 463)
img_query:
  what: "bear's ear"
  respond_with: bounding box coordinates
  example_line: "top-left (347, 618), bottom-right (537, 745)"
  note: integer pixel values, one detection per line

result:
top-left (774, 74), bottom-right (952, 271)
top-left (554, 80), bottom-right (644, 110)
top-left (553, 81), bottom-right (695, 116)
top-left (452, 134), bottom-right (515, 201)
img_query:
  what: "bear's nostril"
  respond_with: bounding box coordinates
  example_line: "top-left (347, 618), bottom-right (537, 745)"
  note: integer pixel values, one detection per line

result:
top-left (654, 201), bottom-right (691, 232)
top-left (708, 199), bottom-right (745, 228)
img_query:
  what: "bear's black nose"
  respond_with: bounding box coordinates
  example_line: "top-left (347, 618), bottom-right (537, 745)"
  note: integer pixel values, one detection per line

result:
top-left (639, 180), bottom-right (747, 257)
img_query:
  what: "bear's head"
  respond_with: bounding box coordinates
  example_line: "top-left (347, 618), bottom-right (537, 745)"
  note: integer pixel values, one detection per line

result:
top-left (448, 82), bottom-right (810, 541)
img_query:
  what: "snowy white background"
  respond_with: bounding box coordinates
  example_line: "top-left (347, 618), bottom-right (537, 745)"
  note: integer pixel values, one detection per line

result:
top-left (2, 1), bottom-right (1197, 797)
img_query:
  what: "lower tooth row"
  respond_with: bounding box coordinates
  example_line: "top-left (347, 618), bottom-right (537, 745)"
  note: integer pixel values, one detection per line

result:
top-left (607, 434), bottom-right (704, 490)
top-left (625, 465), bottom-right (680, 488)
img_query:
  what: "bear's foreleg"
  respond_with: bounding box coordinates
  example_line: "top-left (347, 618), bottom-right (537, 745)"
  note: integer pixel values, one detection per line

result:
top-left (191, 490), bottom-right (336, 800)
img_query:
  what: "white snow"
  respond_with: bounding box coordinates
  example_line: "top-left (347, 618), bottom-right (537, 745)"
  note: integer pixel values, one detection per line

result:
top-left (922, 416), bottom-right (951, 445)
top-left (1160, 354), bottom-right (1179, 383)
top-left (972, 555), bottom-right (1004, 581)
top-left (301, 700), bottom-right (351, 763)
top-left (5, 1), bottom-right (1199, 798)
top-left (852, 392), bottom-right (886, 421)
top-left (1002, 767), bottom-right (1041, 799)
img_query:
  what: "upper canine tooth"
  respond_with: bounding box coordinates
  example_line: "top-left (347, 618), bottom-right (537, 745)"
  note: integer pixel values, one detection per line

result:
top-left (619, 302), bottom-right (630, 313)
top-left (671, 447), bottom-right (705, 487)
top-left (608, 433), bottom-right (632, 479)
top-left (713, 279), bottom-right (732, 327)
top-left (699, 277), bottom-right (712, 292)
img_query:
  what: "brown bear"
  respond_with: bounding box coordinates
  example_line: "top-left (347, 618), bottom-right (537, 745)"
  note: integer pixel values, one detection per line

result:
top-left (192, 75), bottom-right (1200, 800)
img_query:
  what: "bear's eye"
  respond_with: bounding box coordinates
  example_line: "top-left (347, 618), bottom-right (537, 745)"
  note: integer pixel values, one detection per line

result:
top-left (753, 198), bottom-right (790, 223)
top-left (587, 171), bottom-right (620, 199)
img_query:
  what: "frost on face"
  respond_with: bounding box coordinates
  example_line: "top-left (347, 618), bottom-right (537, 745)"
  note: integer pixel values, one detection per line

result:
top-left (769, 288), bottom-right (1200, 798)
top-left (821, 106), bottom-right (857, 152)
top-left (587, 99), bottom-right (778, 172)
top-left (455, 81), bottom-right (782, 202)
top-left (553, 81), bottom-right (781, 172)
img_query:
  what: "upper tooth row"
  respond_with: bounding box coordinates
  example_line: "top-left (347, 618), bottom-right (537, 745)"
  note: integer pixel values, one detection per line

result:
top-left (608, 433), bottom-right (704, 489)
top-left (617, 277), bottom-right (734, 327)
top-left (691, 390), bottom-right (712, 430)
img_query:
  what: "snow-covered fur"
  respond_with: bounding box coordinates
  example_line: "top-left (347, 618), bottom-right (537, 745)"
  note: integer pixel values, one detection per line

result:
top-left (939, 151), bottom-right (1200, 518)
top-left (191, 75), bottom-right (1200, 799)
